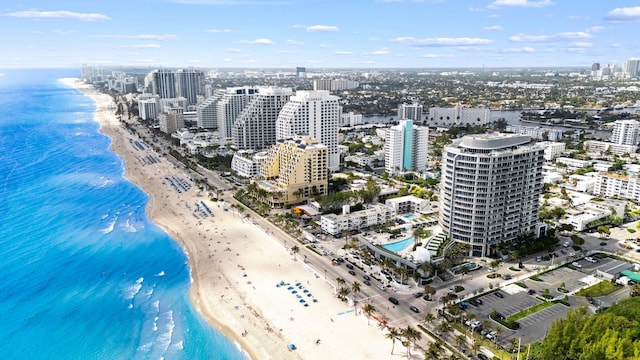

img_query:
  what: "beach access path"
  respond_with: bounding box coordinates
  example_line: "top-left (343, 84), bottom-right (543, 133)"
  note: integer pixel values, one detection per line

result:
top-left (61, 78), bottom-right (430, 360)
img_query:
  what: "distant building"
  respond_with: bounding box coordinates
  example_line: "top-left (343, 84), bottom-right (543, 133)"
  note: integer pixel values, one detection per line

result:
top-left (439, 133), bottom-right (544, 257)
top-left (320, 204), bottom-right (396, 237)
top-left (385, 195), bottom-right (430, 215)
top-left (276, 90), bottom-right (341, 172)
top-left (296, 67), bottom-right (306, 78)
top-left (506, 125), bottom-right (563, 141)
top-left (611, 119), bottom-right (640, 146)
top-left (384, 120), bottom-right (429, 175)
top-left (258, 136), bottom-right (328, 206)
top-left (536, 141), bottom-right (566, 160)
top-left (427, 105), bottom-right (490, 128)
top-left (175, 69), bottom-right (204, 105)
top-left (584, 140), bottom-right (637, 156)
top-left (146, 69), bottom-right (177, 99)
top-left (313, 79), bottom-right (359, 91)
top-left (340, 112), bottom-right (364, 127)
top-left (594, 173), bottom-right (640, 202)
top-left (158, 109), bottom-right (184, 134)
top-left (231, 151), bottom-right (268, 178)
top-left (397, 103), bottom-right (423, 122)
top-left (555, 157), bottom-right (592, 169)
top-left (137, 95), bottom-right (160, 121)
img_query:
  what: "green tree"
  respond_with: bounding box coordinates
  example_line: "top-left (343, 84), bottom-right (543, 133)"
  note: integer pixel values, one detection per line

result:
top-left (363, 303), bottom-right (376, 325)
top-left (385, 328), bottom-right (400, 355)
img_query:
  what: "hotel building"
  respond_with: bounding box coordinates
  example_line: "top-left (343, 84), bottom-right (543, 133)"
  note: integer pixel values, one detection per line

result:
top-left (258, 136), bottom-right (328, 206)
top-left (439, 133), bottom-right (544, 257)
top-left (232, 87), bottom-right (293, 150)
top-left (384, 120), bottom-right (429, 175)
top-left (276, 91), bottom-right (341, 172)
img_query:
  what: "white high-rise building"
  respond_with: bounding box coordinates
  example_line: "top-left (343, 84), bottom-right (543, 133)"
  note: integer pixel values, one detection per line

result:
top-left (158, 109), bottom-right (184, 134)
top-left (622, 58), bottom-right (640, 78)
top-left (340, 112), bottom-right (364, 127)
top-left (232, 87), bottom-right (293, 150)
top-left (611, 119), bottom-right (640, 146)
top-left (217, 87), bottom-right (259, 142)
top-left (175, 69), bottom-right (204, 105)
top-left (398, 103), bottom-right (423, 122)
top-left (275, 90), bottom-right (341, 172)
top-left (384, 120), bottom-right (429, 175)
top-left (137, 95), bottom-right (159, 120)
top-left (196, 92), bottom-right (223, 129)
top-left (439, 133), bottom-right (544, 257)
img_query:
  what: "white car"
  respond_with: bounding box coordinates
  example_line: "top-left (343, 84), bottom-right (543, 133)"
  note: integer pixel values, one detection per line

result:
top-left (585, 256), bottom-right (598, 263)
top-left (377, 285), bottom-right (386, 291)
top-left (571, 262), bottom-right (582, 268)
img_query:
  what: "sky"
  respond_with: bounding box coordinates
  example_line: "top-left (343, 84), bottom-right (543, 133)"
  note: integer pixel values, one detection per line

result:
top-left (1, 0), bottom-right (640, 69)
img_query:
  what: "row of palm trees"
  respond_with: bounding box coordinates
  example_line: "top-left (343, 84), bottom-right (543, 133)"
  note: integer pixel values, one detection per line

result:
top-left (385, 325), bottom-right (422, 358)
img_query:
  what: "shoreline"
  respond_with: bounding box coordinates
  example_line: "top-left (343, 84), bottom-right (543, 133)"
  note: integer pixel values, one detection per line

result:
top-left (62, 78), bottom-right (407, 360)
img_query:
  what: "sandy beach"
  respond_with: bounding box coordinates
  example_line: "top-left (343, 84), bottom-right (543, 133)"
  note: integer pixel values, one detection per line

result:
top-left (61, 78), bottom-right (426, 360)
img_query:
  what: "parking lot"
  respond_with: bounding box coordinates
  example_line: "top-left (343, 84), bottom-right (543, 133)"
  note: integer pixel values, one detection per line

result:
top-left (515, 303), bottom-right (571, 344)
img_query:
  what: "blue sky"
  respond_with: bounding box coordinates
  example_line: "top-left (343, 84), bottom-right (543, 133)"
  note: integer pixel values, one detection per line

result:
top-left (2, 0), bottom-right (640, 69)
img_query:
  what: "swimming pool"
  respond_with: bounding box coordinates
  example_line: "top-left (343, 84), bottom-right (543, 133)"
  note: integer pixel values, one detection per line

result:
top-left (258, 181), bottom-right (273, 190)
top-left (382, 236), bottom-right (415, 253)
top-left (403, 214), bottom-right (417, 220)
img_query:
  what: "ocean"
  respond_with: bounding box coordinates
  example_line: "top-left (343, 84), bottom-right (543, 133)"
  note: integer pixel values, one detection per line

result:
top-left (0, 69), bottom-right (246, 359)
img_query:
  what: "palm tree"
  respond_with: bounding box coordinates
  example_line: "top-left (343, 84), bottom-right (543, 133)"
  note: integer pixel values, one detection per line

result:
top-left (336, 277), bottom-right (346, 288)
top-left (396, 267), bottom-right (407, 288)
top-left (437, 321), bottom-right (452, 335)
top-left (494, 326), bottom-right (503, 344)
top-left (290, 245), bottom-right (299, 260)
top-left (455, 334), bottom-right (467, 350)
top-left (471, 334), bottom-right (481, 356)
top-left (426, 340), bottom-right (445, 359)
top-left (337, 287), bottom-right (351, 301)
top-left (363, 303), bottom-right (377, 325)
top-left (423, 312), bottom-right (435, 327)
top-left (351, 281), bottom-right (361, 314)
top-left (385, 328), bottom-right (400, 355)
top-left (401, 326), bottom-right (417, 357)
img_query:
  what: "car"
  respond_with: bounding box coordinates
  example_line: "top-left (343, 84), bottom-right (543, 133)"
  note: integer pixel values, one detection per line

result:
top-left (600, 242), bottom-right (607, 246)
top-left (363, 280), bottom-right (371, 286)
top-left (409, 306), bottom-right (420, 313)
top-left (571, 262), bottom-right (582, 268)
top-left (536, 256), bottom-right (542, 262)
top-left (348, 270), bottom-right (356, 276)
top-left (377, 285), bottom-right (386, 291)
top-left (487, 267), bottom-right (495, 272)
top-left (495, 292), bottom-right (504, 298)
top-left (413, 292), bottom-right (424, 298)
top-left (346, 264), bottom-right (354, 270)
top-left (478, 353), bottom-right (489, 360)
top-left (388, 297), bottom-right (399, 305)
top-left (528, 289), bottom-right (536, 295)
top-left (585, 256), bottom-right (598, 263)
top-left (476, 298), bottom-right (483, 305)
top-left (486, 331), bottom-right (496, 340)
top-left (494, 312), bottom-right (505, 320)
top-left (480, 328), bottom-right (490, 336)
top-left (469, 299), bottom-right (479, 306)
top-left (503, 274), bottom-right (512, 280)
top-left (363, 275), bottom-right (371, 281)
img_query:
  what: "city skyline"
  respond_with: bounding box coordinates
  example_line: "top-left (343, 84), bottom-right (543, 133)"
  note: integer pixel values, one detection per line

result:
top-left (2, 1), bottom-right (640, 69)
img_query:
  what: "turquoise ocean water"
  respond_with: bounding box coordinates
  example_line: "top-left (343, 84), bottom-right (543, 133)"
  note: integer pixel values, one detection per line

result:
top-left (0, 69), bottom-right (246, 359)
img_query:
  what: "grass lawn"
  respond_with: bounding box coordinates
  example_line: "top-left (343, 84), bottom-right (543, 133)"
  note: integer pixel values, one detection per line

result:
top-left (575, 281), bottom-right (623, 297)
top-left (508, 301), bottom-right (555, 322)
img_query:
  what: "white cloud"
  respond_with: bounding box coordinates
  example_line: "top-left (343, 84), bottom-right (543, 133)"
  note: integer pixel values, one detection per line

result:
top-left (605, 6), bottom-right (640, 22)
top-left (319, 43), bottom-right (330, 47)
top-left (586, 26), bottom-right (605, 32)
top-left (120, 43), bottom-right (161, 48)
top-left (368, 37), bottom-right (379, 41)
top-left (290, 24), bottom-right (305, 28)
top-left (52, 29), bottom-right (77, 34)
top-left (508, 31), bottom-right (591, 42)
top-left (306, 25), bottom-right (339, 32)
top-left (500, 46), bottom-right (535, 53)
top-left (4, 10), bottom-right (111, 21)
top-left (226, 48), bottom-right (243, 52)
top-left (391, 36), bottom-right (493, 46)
top-left (569, 41), bottom-right (592, 48)
top-left (97, 34), bottom-right (177, 41)
top-left (334, 51), bottom-right (353, 55)
top-left (286, 40), bottom-right (304, 45)
top-left (483, 25), bottom-right (503, 31)
top-left (363, 49), bottom-right (389, 55)
top-left (488, 0), bottom-right (553, 9)
top-left (206, 28), bottom-right (231, 33)
top-left (420, 53), bottom-right (453, 58)
top-left (240, 38), bottom-right (274, 45)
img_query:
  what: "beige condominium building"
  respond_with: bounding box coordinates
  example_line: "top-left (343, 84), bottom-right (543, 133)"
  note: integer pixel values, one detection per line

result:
top-left (258, 136), bottom-right (328, 207)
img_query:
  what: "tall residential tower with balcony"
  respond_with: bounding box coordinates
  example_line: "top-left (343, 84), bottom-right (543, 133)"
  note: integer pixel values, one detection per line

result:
top-left (439, 133), bottom-right (544, 257)
top-left (384, 120), bottom-right (429, 175)
top-left (275, 91), bottom-right (341, 172)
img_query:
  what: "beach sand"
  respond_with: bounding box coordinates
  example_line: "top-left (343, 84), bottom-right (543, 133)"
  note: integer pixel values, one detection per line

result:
top-left (61, 78), bottom-right (426, 360)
